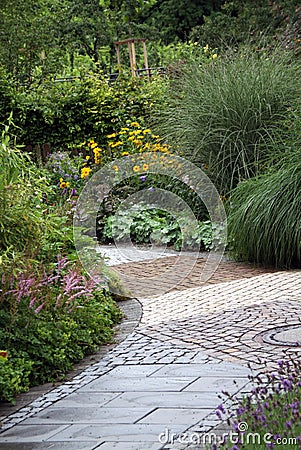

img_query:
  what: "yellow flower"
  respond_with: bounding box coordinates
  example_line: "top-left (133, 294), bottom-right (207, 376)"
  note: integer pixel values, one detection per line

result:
top-left (133, 165), bottom-right (140, 172)
top-left (134, 139), bottom-right (142, 146)
top-left (131, 122), bottom-right (140, 127)
top-left (86, 155), bottom-right (90, 160)
top-left (143, 143), bottom-right (150, 150)
top-left (128, 136), bottom-right (135, 141)
top-left (107, 133), bottom-right (117, 138)
top-left (212, 53), bottom-right (217, 59)
top-left (112, 165), bottom-right (119, 172)
top-left (111, 141), bottom-right (123, 148)
top-left (59, 178), bottom-right (70, 189)
top-left (121, 151), bottom-right (129, 156)
top-left (143, 129), bottom-right (151, 134)
top-left (142, 164), bottom-right (149, 171)
top-left (90, 142), bottom-right (98, 149)
top-left (81, 167), bottom-right (92, 179)
top-left (203, 44), bottom-right (209, 53)
top-left (121, 127), bottom-right (129, 131)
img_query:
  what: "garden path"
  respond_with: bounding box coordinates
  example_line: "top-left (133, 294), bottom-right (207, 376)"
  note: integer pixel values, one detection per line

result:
top-left (0, 246), bottom-right (301, 449)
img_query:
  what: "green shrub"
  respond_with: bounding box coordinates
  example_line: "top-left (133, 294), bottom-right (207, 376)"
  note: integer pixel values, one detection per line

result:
top-left (0, 260), bottom-right (121, 400)
top-left (0, 123), bottom-right (73, 259)
top-left (0, 356), bottom-right (33, 404)
top-left (228, 145), bottom-right (301, 268)
top-left (155, 48), bottom-right (300, 194)
top-left (2, 72), bottom-right (167, 153)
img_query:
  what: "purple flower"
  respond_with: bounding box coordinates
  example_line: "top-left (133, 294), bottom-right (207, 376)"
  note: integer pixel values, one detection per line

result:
top-left (285, 420), bottom-right (292, 429)
top-left (217, 404), bottom-right (226, 414)
top-left (140, 175), bottom-right (147, 182)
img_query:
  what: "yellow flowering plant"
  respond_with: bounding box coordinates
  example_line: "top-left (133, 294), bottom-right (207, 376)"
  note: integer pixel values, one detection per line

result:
top-left (88, 122), bottom-right (173, 165)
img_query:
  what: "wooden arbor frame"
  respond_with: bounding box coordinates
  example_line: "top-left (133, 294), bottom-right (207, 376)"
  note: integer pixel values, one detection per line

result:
top-left (114, 38), bottom-right (150, 77)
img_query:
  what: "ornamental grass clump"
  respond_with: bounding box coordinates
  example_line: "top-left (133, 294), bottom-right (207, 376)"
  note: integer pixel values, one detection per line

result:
top-left (156, 48), bottom-right (300, 194)
top-left (214, 358), bottom-right (301, 449)
top-left (227, 145), bottom-right (301, 269)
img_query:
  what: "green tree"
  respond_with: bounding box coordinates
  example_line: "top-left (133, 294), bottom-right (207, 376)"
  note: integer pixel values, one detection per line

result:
top-left (140, 0), bottom-right (224, 44)
top-left (190, 0), bottom-right (301, 50)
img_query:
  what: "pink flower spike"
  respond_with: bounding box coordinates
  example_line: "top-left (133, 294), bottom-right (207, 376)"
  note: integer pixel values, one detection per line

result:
top-left (34, 302), bottom-right (46, 315)
top-left (29, 297), bottom-right (36, 309)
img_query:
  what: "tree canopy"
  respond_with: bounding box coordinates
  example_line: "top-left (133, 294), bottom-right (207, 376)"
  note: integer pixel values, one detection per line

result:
top-left (0, 0), bottom-right (299, 80)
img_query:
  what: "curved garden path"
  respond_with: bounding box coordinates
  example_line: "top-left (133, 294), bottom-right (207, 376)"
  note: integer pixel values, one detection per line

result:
top-left (0, 246), bottom-right (301, 449)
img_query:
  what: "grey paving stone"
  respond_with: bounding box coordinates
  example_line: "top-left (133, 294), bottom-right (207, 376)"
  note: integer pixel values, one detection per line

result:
top-left (153, 363), bottom-right (251, 378)
top-left (80, 377), bottom-right (198, 392)
top-left (22, 406), bottom-right (152, 425)
top-left (107, 365), bottom-right (164, 377)
top-left (138, 408), bottom-right (212, 425)
top-left (0, 443), bottom-right (101, 450)
top-left (183, 377), bottom-right (249, 393)
top-left (105, 391), bottom-right (221, 409)
top-left (0, 424), bottom-right (70, 442)
top-left (96, 442), bottom-right (164, 449)
top-left (46, 423), bottom-right (185, 442)
top-left (53, 392), bottom-right (121, 408)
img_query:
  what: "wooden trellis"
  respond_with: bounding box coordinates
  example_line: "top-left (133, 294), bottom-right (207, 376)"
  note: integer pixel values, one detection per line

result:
top-left (114, 38), bottom-right (150, 77)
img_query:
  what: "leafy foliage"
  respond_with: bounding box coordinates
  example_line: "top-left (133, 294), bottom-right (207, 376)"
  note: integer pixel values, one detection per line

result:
top-left (191, 0), bottom-right (301, 53)
top-left (102, 208), bottom-right (218, 251)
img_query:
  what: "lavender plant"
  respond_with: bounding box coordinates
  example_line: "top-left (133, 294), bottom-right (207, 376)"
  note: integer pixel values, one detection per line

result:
top-left (214, 358), bottom-right (301, 449)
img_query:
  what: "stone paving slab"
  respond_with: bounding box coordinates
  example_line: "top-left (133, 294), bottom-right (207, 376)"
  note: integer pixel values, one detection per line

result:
top-left (104, 391), bottom-right (221, 409)
top-left (96, 443), bottom-right (164, 450)
top-left (0, 444), bottom-right (102, 450)
top-left (42, 423), bottom-right (185, 442)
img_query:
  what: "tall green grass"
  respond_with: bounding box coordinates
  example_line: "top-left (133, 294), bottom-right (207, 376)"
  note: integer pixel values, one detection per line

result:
top-left (228, 144), bottom-right (301, 268)
top-left (156, 48), bottom-right (300, 194)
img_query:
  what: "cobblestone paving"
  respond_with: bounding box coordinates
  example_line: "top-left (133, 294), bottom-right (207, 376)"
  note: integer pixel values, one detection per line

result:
top-left (0, 249), bottom-right (300, 450)
top-left (138, 271), bottom-right (301, 371)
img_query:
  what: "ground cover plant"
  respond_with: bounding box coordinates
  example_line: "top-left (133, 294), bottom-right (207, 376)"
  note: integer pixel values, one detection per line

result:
top-left (214, 358), bottom-right (301, 449)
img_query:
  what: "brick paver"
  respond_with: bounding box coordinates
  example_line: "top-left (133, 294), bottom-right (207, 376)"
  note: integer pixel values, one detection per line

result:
top-left (112, 255), bottom-right (276, 297)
